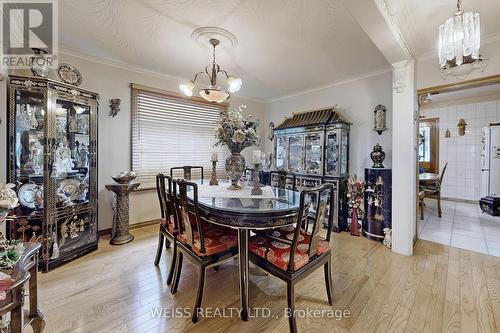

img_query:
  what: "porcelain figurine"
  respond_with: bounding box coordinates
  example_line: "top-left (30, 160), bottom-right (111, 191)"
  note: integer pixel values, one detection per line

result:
top-left (54, 141), bottom-right (74, 174)
top-left (383, 228), bottom-right (392, 248)
top-left (78, 143), bottom-right (89, 168)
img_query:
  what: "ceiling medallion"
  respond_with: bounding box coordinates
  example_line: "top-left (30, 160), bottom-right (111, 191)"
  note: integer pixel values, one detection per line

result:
top-left (190, 26), bottom-right (238, 48)
top-left (438, 0), bottom-right (485, 80)
top-left (180, 36), bottom-right (242, 103)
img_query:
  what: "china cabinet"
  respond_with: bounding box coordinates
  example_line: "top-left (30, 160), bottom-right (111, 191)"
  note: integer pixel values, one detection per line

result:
top-left (6, 75), bottom-right (99, 271)
top-left (272, 107), bottom-right (350, 231)
top-left (363, 168), bottom-right (392, 241)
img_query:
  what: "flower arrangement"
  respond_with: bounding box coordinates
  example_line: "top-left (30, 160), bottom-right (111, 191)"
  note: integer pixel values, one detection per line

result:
top-left (347, 175), bottom-right (365, 211)
top-left (346, 175), bottom-right (365, 236)
top-left (0, 183), bottom-right (18, 223)
top-left (214, 105), bottom-right (259, 153)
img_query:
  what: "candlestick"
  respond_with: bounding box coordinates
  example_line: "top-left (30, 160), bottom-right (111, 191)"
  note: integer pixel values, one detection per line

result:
top-left (211, 151), bottom-right (218, 162)
top-left (251, 163), bottom-right (263, 195)
top-left (209, 160), bottom-right (219, 186)
top-left (252, 150), bottom-right (261, 164)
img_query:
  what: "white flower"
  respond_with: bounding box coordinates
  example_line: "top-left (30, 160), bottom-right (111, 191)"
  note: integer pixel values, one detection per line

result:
top-left (232, 130), bottom-right (246, 143)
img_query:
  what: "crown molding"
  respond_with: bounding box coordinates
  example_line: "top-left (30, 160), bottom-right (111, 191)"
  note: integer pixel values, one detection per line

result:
top-left (57, 46), bottom-right (266, 104)
top-left (265, 66), bottom-right (392, 103)
top-left (58, 46), bottom-right (393, 105)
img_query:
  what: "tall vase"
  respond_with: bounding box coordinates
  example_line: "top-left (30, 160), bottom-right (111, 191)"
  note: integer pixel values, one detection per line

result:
top-left (350, 207), bottom-right (360, 236)
top-left (225, 150), bottom-right (245, 190)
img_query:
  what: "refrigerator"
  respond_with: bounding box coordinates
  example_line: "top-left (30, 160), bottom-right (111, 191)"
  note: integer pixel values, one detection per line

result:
top-left (491, 125), bottom-right (500, 197)
top-left (482, 125), bottom-right (500, 197)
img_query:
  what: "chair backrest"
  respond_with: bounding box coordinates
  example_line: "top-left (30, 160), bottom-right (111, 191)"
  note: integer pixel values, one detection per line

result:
top-left (270, 170), bottom-right (296, 191)
top-left (439, 162), bottom-right (448, 186)
top-left (155, 173), bottom-right (173, 221)
top-left (288, 183), bottom-right (335, 271)
top-left (173, 179), bottom-right (207, 254)
top-left (170, 166), bottom-right (204, 181)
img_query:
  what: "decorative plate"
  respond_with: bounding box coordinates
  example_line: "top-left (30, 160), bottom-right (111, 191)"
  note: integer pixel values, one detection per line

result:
top-left (57, 64), bottom-right (82, 86)
top-left (57, 178), bottom-right (81, 200)
top-left (18, 183), bottom-right (38, 209)
top-left (31, 55), bottom-right (50, 78)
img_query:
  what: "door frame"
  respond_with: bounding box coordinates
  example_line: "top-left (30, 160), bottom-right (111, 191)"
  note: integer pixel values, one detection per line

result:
top-left (418, 117), bottom-right (440, 174)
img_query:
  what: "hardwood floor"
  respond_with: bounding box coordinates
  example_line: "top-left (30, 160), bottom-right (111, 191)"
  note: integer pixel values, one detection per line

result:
top-left (31, 224), bottom-right (500, 333)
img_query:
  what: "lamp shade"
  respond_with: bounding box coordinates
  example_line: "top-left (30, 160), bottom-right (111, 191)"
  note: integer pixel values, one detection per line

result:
top-left (199, 88), bottom-right (229, 103)
top-left (227, 76), bottom-right (242, 93)
top-left (179, 81), bottom-right (195, 96)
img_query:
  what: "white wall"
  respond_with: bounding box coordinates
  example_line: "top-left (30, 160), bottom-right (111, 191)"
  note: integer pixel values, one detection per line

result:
top-left (0, 51), bottom-right (266, 230)
top-left (417, 40), bottom-right (500, 89)
top-left (263, 71), bottom-right (393, 176)
top-left (421, 98), bottom-right (500, 201)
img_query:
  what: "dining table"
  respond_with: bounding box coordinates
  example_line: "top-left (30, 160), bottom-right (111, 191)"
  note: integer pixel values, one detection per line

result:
top-left (419, 173), bottom-right (439, 182)
top-left (186, 180), bottom-right (301, 321)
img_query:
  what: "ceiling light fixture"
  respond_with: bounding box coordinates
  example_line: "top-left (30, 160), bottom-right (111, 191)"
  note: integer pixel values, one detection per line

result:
top-left (438, 0), bottom-right (484, 77)
top-left (180, 38), bottom-right (242, 103)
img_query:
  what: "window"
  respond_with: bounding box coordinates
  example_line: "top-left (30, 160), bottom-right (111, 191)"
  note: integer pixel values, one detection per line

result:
top-left (131, 84), bottom-right (228, 188)
top-left (418, 118), bottom-right (439, 173)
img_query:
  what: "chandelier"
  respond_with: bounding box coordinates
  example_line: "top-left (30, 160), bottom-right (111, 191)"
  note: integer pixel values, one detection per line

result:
top-left (180, 38), bottom-right (242, 103)
top-left (438, 0), bottom-right (481, 69)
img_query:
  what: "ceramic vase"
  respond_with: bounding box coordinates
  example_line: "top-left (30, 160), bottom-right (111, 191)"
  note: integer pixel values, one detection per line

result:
top-left (370, 144), bottom-right (385, 168)
top-left (225, 150), bottom-right (245, 190)
top-left (350, 207), bottom-right (360, 236)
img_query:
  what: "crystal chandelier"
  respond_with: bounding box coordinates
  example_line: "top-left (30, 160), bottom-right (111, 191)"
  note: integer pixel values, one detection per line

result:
top-left (438, 0), bottom-right (481, 69)
top-left (180, 38), bottom-right (242, 103)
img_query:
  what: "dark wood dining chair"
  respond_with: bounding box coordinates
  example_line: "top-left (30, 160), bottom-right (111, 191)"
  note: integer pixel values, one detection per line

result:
top-left (248, 184), bottom-right (336, 333)
top-left (421, 162), bottom-right (448, 218)
top-left (170, 179), bottom-right (238, 323)
top-left (153, 174), bottom-right (178, 285)
top-left (270, 170), bottom-right (297, 191)
top-left (419, 190), bottom-right (425, 220)
top-left (170, 166), bottom-right (204, 180)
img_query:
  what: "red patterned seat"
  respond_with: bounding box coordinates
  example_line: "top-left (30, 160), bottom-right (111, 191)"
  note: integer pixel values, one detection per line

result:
top-left (249, 228), bottom-right (330, 271)
top-left (178, 224), bottom-right (238, 257)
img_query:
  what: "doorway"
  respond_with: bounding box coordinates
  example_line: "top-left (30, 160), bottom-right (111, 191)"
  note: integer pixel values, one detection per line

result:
top-left (416, 75), bottom-right (500, 256)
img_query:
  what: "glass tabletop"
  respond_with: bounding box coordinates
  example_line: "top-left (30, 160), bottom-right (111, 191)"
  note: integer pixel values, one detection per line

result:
top-left (186, 180), bottom-right (301, 215)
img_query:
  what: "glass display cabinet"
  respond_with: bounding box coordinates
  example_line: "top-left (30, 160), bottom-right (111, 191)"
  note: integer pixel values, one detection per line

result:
top-left (274, 135), bottom-right (287, 170)
top-left (287, 135), bottom-right (304, 173)
top-left (272, 108), bottom-right (350, 231)
top-left (6, 75), bottom-right (99, 271)
top-left (304, 132), bottom-right (323, 175)
top-left (325, 123), bottom-right (349, 177)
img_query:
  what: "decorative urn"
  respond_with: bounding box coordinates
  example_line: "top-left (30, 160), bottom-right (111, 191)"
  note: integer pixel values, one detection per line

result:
top-left (225, 149), bottom-right (246, 190)
top-left (370, 144), bottom-right (385, 168)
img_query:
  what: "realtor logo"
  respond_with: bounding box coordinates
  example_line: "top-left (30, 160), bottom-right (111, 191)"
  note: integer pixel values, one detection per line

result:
top-left (1, 0), bottom-right (58, 69)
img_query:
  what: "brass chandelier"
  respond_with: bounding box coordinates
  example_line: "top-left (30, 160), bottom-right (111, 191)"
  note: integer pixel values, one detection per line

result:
top-left (180, 38), bottom-right (242, 103)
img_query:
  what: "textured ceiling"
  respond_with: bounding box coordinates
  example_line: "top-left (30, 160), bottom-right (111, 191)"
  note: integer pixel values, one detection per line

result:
top-left (59, 0), bottom-right (389, 101)
top-left (386, 0), bottom-right (500, 59)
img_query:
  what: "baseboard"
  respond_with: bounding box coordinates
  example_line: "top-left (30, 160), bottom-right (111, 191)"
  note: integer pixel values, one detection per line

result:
top-left (98, 219), bottom-right (159, 237)
top-left (441, 197), bottom-right (478, 205)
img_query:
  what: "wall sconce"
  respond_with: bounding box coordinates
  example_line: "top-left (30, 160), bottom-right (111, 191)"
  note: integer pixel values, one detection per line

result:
top-left (109, 98), bottom-right (121, 118)
top-left (267, 122), bottom-right (275, 141)
top-left (373, 104), bottom-right (387, 135)
top-left (457, 119), bottom-right (467, 136)
top-left (445, 128), bottom-right (451, 138)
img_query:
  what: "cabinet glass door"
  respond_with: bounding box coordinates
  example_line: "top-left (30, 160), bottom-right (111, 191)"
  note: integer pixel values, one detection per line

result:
top-left (341, 131), bottom-right (348, 175)
top-left (288, 135), bottom-right (304, 172)
top-left (304, 133), bottom-right (322, 174)
top-left (275, 136), bottom-right (287, 169)
top-left (52, 99), bottom-right (91, 208)
top-left (326, 131), bottom-right (340, 176)
top-left (12, 88), bottom-right (45, 214)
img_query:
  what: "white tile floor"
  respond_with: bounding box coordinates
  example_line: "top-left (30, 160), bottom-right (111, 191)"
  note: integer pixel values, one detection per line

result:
top-left (418, 199), bottom-right (500, 256)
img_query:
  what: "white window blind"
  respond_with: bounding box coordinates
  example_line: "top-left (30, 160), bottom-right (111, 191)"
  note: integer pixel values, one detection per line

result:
top-left (131, 85), bottom-right (229, 188)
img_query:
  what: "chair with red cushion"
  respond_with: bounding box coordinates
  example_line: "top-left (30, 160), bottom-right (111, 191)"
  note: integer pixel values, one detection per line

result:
top-left (170, 179), bottom-right (238, 323)
top-left (249, 183), bottom-right (335, 333)
top-left (153, 174), bottom-right (179, 286)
